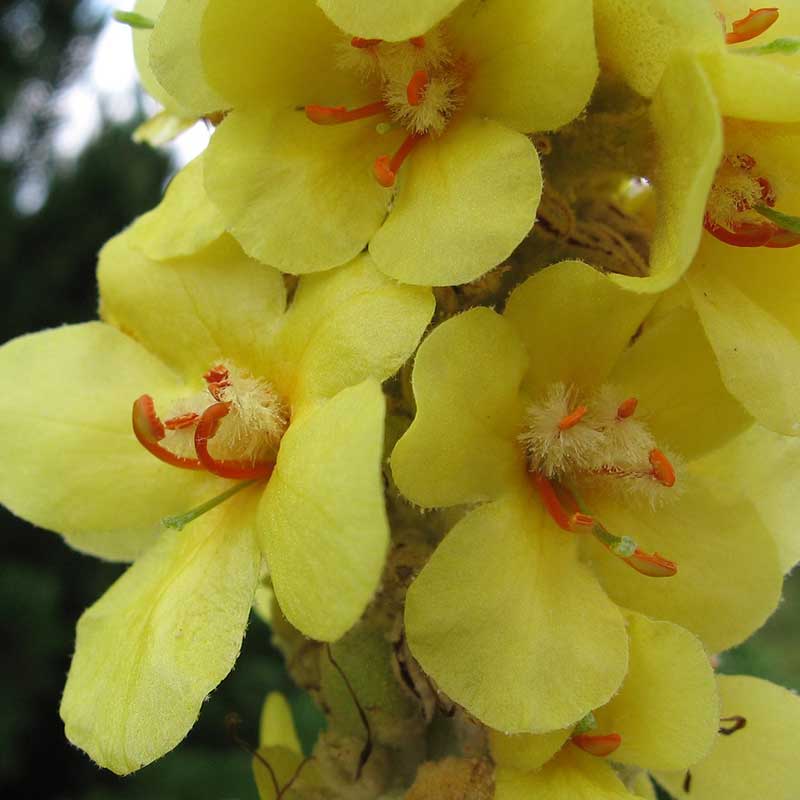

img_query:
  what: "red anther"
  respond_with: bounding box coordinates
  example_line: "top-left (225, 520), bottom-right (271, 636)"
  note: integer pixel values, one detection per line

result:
top-left (757, 176), bottom-right (776, 206)
top-left (204, 364), bottom-right (231, 401)
top-left (649, 448), bottom-right (676, 487)
top-left (725, 7), bottom-right (779, 44)
top-left (407, 70), bottom-right (429, 106)
top-left (306, 100), bottom-right (387, 125)
top-left (164, 412), bottom-right (200, 430)
top-left (572, 733), bottom-right (622, 758)
top-left (616, 397), bottom-right (638, 419)
top-left (558, 405), bottom-right (588, 431)
top-left (531, 473), bottom-right (594, 532)
top-left (194, 402), bottom-right (275, 481)
top-left (374, 132), bottom-right (424, 187)
top-left (351, 37), bottom-right (383, 48)
top-left (704, 216), bottom-right (776, 247)
top-left (623, 548), bottom-right (678, 578)
top-left (410, 36), bottom-right (425, 48)
top-left (132, 395), bottom-right (203, 470)
top-left (729, 152), bottom-right (756, 171)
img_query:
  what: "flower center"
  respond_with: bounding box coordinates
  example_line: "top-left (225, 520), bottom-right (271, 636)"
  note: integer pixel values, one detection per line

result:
top-left (519, 383), bottom-right (678, 578)
top-left (132, 361), bottom-right (288, 481)
top-left (304, 28), bottom-right (466, 187)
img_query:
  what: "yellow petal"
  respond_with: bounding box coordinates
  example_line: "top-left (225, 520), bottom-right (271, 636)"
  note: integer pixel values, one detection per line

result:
top-left (449, 0), bottom-right (598, 133)
top-left (132, 109), bottom-right (196, 147)
top-left (593, 0), bottom-right (723, 98)
top-left (0, 323), bottom-right (219, 561)
top-left (316, 0), bottom-right (462, 40)
top-left (128, 156), bottom-right (226, 261)
top-left (369, 118), bottom-right (541, 286)
top-left (405, 494), bottom-right (628, 733)
top-left (503, 261), bottom-right (656, 397)
top-left (60, 488), bottom-right (262, 774)
top-left (630, 772), bottom-right (657, 799)
top-left (391, 308), bottom-right (528, 508)
top-left (584, 470), bottom-right (783, 653)
top-left (269, 254), bottom-right (434, 405)
top-left (149, 0), bottom-right (226, 116)
top-left (656, 676), bottom-right (800, 800)
top-left (98, 231), bottom-right (286, 380)
top-left (495, 747), bottom-right (637, 800)
top-left (594, 612), bottom-right (719, 772)
top-left (489, 727), bottom-right (571, 772)
top-left (205, 109), bottom-right (388, 273)
top-left (610, 55), bottom-right (723, 294)
top-left (608, 306), bottom-right (751, 462)
top-left (259, 693), bottom-right (302, 754)
top-left (259, 380), bottom-right (388, 641)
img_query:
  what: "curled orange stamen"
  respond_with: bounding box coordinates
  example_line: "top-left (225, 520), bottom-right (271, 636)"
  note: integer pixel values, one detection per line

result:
top-left (649, 448), bottom-right (676, 487)
top-left (132, 395), bottom-right (203, 470)
top-left (164, 412), bottom-right (199, 430)
top-left (725, 7), bottom-right (779, 44)
top-left (194, 402), bottom-right (275, 481)
top-left (407, 70), bottom-right (429, 106)
top-left (531, 473), bottom-right (595, 532)
top-left (306, 100), bottom-right (387, 125)
top-left (374, 132), bottom-right (424, 187)
top-left (558, 405), bottom-right (588, 431)
top-left (572, 733), bottom-right (622, 758)
top-left (616, 397), bottom-right (638, 419)
top-left (351, 37), bottom-right (382, 48)
top-left (410, 36), bottom-right (425, 48)
top-left (623, 548), bottom-right (677, 578)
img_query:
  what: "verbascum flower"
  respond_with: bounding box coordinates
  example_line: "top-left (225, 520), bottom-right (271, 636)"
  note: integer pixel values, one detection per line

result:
top-left (491, 612), bottom-right (719, 799)
top-left (144, 0), bottom-right (598, 285)
top-left (0, 231), bottom-right (433, 773)
top-left (391, 260), bottom-right (784, 733)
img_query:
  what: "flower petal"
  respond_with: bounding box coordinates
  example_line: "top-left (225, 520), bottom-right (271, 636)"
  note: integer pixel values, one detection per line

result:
top-left (98, 230), bottom-right (286, 380)
top-left (449, 0), bottom-right (598, 132)
top-left (60, 488), bottom-right (261, 774)
top-left (205, 109), bottom-right (388, 273)
top-left (259, 692), bottom-right (302, 754)
top-left (405, 494), bottom-right (628, 733)
top-left (489, 727), bottom-right (572, 772)
top-left (316, 0), bottom-right (462, 40)
top-left (269, 254), bottom-right (434, 405)
top-left (127, 156), bottom-right (226, 261)
top-left (583, 471), bottom-right (783, 653)
top-left (503, 261), bottom-right (656, 397)
top-left (594, 612), bottom-right (719, 772)
top-left (630, 772), bottom-right (657, 799)
top-left (369, 118), bottom-right (541, 286)
top-left (655, 676), bottom-right (800, 800)
top-left (391, 308), bottom-right (528, 508)
top-left (259, 380), bottom-right (389, 641)
top-left (0, 323), bottom-right (219, 561)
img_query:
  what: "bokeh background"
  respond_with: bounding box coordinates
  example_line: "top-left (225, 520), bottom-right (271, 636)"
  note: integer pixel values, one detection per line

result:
top-left (1, 2), bottom-right (797, 798)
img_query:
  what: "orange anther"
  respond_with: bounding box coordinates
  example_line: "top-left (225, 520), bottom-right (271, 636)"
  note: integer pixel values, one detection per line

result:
top-left (164, 412), bottom-right (199, 430)
top-left (531, 473), bottom-right (594, 533)
top-left (194, 402), bottom-right (275, 481)
top-left (572, 733), bottom-right (622, 758)
top-left (410, 36), bottom-right (426, 48)
top-left (306, 100), bottom-right (387, 125)
top-left (616, 397), bottom-right (638, 419)
top-left (704, 216), bottom-right (776, 247)
top-left (132, 395), bottom-right (203, 470)
top-left (623, 548), bottom-right (677, 578)
top-left (407, 70), bottom-right (429, 106)
top-left (725, 7), bottom-right (779, 44)
top-left (649, 448), bottom-right (676, 487)
top-left (204, 364), bottom-right (231, 401)
top-left (374, 132), bottom-right (424, 187)
top-left (351, 37), bottom-right (382, 48)
top-left (558, 405), bottom-right (588, 431)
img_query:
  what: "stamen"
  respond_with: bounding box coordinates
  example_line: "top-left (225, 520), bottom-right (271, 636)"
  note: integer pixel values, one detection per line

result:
top-left (571, 733), bottom-right (622, 758)
top-left (623, 548), bottom-right (678, 578)
top-left (725, 7), bottom-right (779, 44)
top-left (407, 70), bottom-right (429, 106)
top-left (194, 402), bottom-right (276, 480)
top-left (164, 412), bottom-right (199, 430)
top-left (162, 480), bottom-right (256, 531)
top-left (532, 473), bottom-right (595, 532)
top-left (351, 37), bottom-right (382, 48)
top-left (649, 449), bottom-right (676, 487)
top-left (558, 405), bottom-right (588, 431)
top-left (132, 395), bottom-right (203, 470)
top-left (616, 397), bottom-right (638, 419)
top-left (306, 100), bottom-right (387, 125)
top-left (374, 132), bottom-right (424, 188)
top-left (704, 217), bottom-right (776, 247)
top-left (410, 36), bottom-right (426, 48)
top-left (204, 364), bottom-right (231, 401)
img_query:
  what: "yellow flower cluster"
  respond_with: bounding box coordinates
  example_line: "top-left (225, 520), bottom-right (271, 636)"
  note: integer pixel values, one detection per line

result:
top-left (2, 0), bottom-right (800, 797)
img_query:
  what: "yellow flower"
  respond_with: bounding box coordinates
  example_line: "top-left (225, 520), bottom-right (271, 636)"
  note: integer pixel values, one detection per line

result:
top-left (0, 231), bottom-right (433, 774)
top-left (491, 612), bottom-right (719, 799)
top-left (391, 260), bottom-right (784, 733)
top-left (145, 0), bottom-right (599, 285)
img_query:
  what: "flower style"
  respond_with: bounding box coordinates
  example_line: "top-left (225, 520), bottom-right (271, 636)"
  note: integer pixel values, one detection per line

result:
top-left (0, 229), bottom-right (433, 773)
top-left (390, 260), bottom-right (784, 733)
top-left (491, 612), bottom-right (719, 799)
top-left (143, 0), bottom-right (599, 285)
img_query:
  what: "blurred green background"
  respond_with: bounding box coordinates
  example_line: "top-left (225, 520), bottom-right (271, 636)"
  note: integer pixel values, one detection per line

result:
top-left (0, 2), bottom-right (797, 798)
